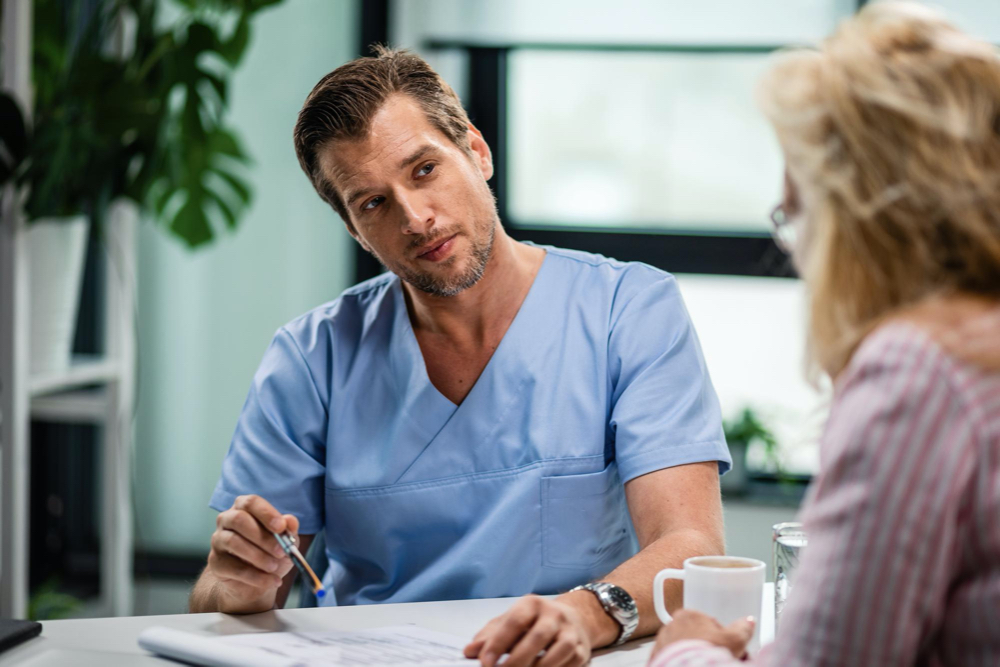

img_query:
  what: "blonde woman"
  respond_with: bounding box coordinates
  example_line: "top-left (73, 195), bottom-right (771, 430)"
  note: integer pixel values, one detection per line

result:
top-left (649, 2), bottom-right (1000, 666)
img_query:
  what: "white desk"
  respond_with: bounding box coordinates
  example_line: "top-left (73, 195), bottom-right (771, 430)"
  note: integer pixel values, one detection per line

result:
top-left (0, 586), bottom-right (774, 666)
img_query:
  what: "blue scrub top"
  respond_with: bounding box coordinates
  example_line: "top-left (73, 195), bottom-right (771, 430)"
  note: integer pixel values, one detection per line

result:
top-left (211, 245), bottom-right (730, 606)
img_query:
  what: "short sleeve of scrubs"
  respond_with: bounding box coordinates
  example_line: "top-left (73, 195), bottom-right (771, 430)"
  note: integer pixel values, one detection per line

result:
top-left (608, 275), bottom-right (730, 484)
top-left (210, 327), bottom-right (327, 534)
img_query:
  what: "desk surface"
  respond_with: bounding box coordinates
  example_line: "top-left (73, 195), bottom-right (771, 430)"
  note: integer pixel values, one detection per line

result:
top-left (0, 585), bottom-right (775, 666)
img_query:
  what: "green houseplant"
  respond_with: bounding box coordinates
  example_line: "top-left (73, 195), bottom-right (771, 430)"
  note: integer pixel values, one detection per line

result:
top-left (21, 0), bottom-right (284, 245)
top-left (0, 92), bottom-right (27, 189)
top-left (3, 0), bottom-right (288, 242)
top-left (721, 407), bottom-right (781, 496)
top-left (1, 0), bottom-right (283, 374)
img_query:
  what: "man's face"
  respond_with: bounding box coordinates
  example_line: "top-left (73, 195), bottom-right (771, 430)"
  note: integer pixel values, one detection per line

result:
top-left (321, 95), bottom-right (499, 297)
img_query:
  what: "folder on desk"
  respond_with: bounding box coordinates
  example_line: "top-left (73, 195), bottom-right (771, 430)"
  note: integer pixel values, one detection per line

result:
top-left (139, 627), bottom-right (296, 667)
top-left (138, 624), bottom-right (474, 666)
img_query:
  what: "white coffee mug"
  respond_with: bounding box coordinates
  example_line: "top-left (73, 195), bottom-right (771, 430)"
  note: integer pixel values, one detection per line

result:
top-left (654, 556), bottom-right (765, 652)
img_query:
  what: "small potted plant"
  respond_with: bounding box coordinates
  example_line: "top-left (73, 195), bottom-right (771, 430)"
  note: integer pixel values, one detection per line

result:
top-left (722, 407), bottom-right (780, 496)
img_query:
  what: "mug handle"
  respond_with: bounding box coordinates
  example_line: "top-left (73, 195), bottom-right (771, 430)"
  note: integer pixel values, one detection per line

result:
top-left (653, 569), bottom-right (685, 624)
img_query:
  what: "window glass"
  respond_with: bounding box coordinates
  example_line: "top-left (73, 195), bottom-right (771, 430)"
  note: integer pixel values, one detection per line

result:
top-left (676, 274), bottom-right (827, 475)
top-left (508, 51), bottom-right (784, 231)
top-left (393, 0), bottom-right (855, 46)
top-left (931, 0), bottom-right (1000, 43)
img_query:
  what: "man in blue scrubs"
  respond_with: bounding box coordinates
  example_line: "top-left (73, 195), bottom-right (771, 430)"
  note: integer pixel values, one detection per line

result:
top-left (190, 48), bottom-right (731, 666)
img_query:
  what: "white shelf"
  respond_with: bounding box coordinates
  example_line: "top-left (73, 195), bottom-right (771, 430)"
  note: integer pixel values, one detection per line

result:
top-left (29, 355), bottom-right (122, 398)
top-left (2, 2), bottom-right (136, 620)
top-left (31, 388), bottom-right (109, 423)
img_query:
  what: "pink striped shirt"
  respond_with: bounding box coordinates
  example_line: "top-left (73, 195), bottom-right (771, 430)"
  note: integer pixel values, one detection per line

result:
top-left (651, 321), bottom-right (1000, 667)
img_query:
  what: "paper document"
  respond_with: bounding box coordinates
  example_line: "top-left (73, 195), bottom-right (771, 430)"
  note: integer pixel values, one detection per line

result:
top-left (139, 624), bottom-right (476, 667)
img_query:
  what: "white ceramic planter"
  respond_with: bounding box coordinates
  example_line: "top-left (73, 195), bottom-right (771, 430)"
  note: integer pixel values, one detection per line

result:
top-left (27, 215), bottom-right (90, 376)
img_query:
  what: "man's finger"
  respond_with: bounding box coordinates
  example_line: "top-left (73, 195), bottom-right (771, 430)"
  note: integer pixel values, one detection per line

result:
top-left (282, 514), bottom-right (300, 538)
top-left (477, 598), bottom-right (542, 667)
top-left (502, 615), bottom-right (561, 667)
top-left (212, 529), bottom-right (282, 574)
top-left (211, 550), bottom-right (283, 590)
top-left (234, 495), bottom-right (287, 533)
top-left (218, 509), bottom-right (286, 558)
top-left (463, 638), bottom-right (485, 659)
top-left (467, 614), bottom-right (503, 653)
top-left (535, 630), bottom-right (575, 667)
top-left (568, 644), bottom-right (589, 667)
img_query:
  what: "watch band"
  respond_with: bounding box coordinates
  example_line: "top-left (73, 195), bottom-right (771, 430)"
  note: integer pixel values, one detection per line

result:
top-left (569, 582), bottom-right (639, 646)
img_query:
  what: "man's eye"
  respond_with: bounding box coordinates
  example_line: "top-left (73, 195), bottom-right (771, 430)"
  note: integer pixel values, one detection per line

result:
top-left (417, 163), bottom-right (436, 177)
top-left (362, 196), bottom-right (385, 212)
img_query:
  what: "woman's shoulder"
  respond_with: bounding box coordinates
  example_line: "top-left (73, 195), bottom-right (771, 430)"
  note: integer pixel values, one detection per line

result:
top-left (851, 319), bottom-right (940, 365)
top-left (844, 299), bottom-right (1000, 428)
top-left (854, 296), bottom-right (998, 368)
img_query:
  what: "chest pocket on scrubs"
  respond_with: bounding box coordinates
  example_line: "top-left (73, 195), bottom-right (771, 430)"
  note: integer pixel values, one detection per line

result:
top-left (541, 462), bottom-right (631, 569)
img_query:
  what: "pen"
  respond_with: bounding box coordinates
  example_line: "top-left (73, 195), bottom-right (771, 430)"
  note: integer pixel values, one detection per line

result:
top-left (272, 531), bottom-right (326, 600)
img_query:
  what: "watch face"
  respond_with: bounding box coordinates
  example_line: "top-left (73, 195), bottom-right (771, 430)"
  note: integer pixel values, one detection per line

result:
top-left (607, 586), bottom-right (636, 613)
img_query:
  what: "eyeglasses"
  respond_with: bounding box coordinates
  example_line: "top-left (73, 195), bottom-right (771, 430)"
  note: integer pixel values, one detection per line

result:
top-left (769, 203), bottom-right (798, 255)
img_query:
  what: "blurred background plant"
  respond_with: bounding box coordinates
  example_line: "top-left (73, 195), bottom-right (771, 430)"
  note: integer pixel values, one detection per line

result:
top-left (3, 0), bottom-right (285, 246)
top-left (27, 578), bottom-right (81, 621)
top-left (722, 406), bottom-right (782, 496)
top-left (0, 91), bottom-right (28, 193)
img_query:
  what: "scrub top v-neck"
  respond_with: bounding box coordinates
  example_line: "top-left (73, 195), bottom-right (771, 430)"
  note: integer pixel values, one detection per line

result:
top-left (211, 245), bottom-right (730, 606)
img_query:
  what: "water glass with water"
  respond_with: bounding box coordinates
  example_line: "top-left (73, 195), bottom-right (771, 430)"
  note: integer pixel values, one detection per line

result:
top-left (772, 522), bottom-right (807, 631)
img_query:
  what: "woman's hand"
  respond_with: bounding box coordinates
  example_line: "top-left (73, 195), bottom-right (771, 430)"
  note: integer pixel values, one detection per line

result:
top-left (651, 610), bottom-right (755, 661)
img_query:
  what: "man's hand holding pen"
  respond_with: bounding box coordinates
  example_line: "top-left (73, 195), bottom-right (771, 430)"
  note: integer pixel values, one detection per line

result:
top-left (206, 494), bottom-right (301, 613)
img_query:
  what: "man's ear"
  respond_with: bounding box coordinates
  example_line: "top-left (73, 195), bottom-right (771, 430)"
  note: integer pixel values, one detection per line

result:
top-left (466, 124), bottom-right (494, 181)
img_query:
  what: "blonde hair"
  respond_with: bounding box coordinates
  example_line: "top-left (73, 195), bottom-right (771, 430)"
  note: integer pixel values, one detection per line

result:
top-left (757, 1), bottom-right (1000, 378)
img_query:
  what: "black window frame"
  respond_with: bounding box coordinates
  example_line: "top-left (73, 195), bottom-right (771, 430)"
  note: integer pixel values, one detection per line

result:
top-left (435, 41), bottom-right (797, 280)
top-left (355, 0), bottom-right (873, 285)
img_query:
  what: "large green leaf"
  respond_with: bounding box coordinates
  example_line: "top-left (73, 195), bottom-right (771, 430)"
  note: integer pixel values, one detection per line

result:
top-left (208, 127), bottom-right (248, 161)
top-left (169, 197), bottom-right (212, 248)
top-left (212, 166), bottom-right (252, 205)
top-left (200, 68), bottom-right (228, 106)
top-left (22, 0), bottom-right (279, 245)
top-left (219, 15), bottom-right (250, 66)
top-left (206, 188), bottom-right (238, 229)
top-left (247, 0), bottom-right (285, 12)
top-left (185, 22), bottom-right (218, 57)
top-left (0, 93), bottom-right (28, 184)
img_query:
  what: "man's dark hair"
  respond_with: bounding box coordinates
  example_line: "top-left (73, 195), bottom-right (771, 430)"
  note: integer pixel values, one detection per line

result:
top-left (293, 46), bottom-right (473, 229)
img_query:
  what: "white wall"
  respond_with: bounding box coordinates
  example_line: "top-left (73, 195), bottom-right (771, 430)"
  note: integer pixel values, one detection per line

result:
top-left (676, 275), bottom-right (828, 474)
top-left (724, 501), bottom-right (801, 580)
top-left (134, 0), bottom-right (358, 555)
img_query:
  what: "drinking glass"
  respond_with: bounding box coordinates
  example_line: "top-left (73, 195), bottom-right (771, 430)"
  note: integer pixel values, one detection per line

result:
top-left (772, 522), bottom-right (807, 631)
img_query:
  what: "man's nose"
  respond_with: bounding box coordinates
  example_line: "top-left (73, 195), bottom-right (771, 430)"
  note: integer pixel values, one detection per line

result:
top-left (397, 191), bottom-right (434, 236)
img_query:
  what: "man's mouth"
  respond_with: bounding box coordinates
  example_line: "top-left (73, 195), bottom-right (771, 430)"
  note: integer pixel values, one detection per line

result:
top-left (416, 234), bottom-right (457, 262)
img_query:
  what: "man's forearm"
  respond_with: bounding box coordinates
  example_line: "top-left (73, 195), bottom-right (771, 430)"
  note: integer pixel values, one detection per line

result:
top-left (558, 528), bottom-right (725, 647)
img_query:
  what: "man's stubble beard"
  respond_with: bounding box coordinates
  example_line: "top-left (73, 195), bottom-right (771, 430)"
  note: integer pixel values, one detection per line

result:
top-left (372, 214), bottom-right (498, 298)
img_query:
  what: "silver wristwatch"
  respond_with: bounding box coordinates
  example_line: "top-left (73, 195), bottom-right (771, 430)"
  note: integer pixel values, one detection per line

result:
top-left (569, 582), bottom-right (639, 646)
